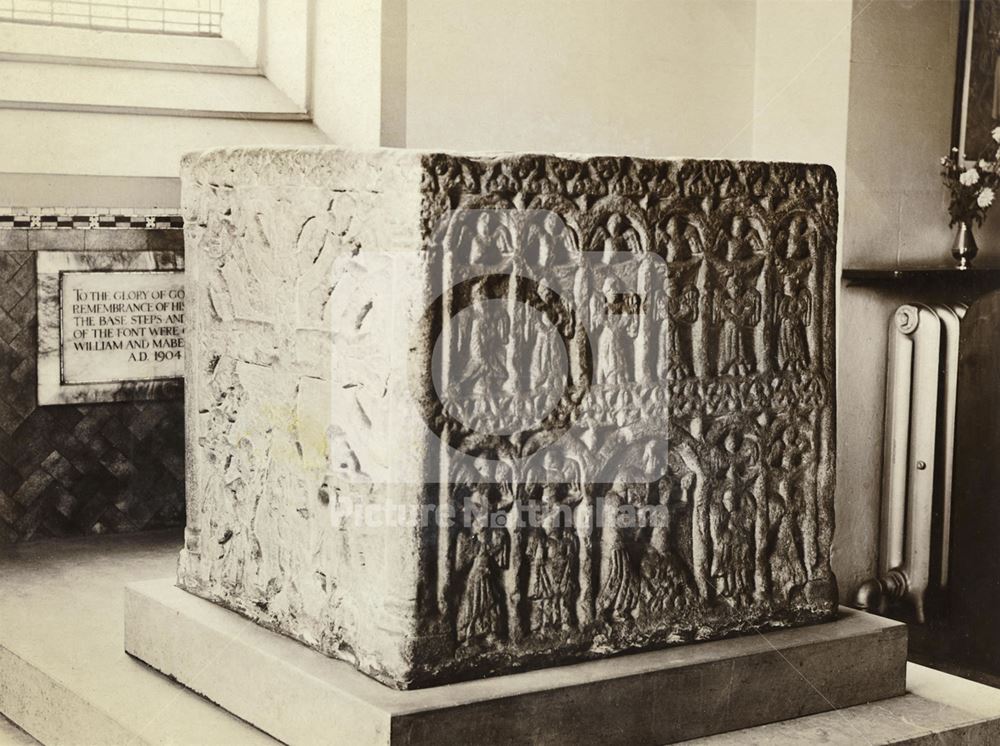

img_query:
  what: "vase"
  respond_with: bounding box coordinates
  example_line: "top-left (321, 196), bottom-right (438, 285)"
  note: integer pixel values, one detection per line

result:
top-left (951, 220), bottom-right (979, 270)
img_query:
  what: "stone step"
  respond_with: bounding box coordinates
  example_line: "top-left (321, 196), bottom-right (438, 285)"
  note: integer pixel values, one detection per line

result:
top-left (684, 663), bottom-right (1000, 744)
top-left (3, 531), bottom-right (1000, 745)
top-left (126, 581), bottom-right (907, 745)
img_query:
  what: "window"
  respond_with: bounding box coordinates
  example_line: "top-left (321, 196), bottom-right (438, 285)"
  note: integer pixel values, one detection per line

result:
top-left (0, 0), bottom-right (223, 36)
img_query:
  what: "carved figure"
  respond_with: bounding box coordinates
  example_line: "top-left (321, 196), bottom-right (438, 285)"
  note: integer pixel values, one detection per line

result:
top-left (459, 299), bottom-right (511, 390)
top-left (597, 280), bottom-right (639, 385)
top-left (782, 215), bottom-right (815, 260)
top-left (659, 285), bottom-right (699, 381)
top-left (705, 428), bottom-right (760, 604)
top-left (461, 212), bottom-right (512, 264)
top-left (713, 273), bottom-right (760, 376)
top-left (522, 293), bottom-right (563, 391)
top-left (591, 213), bottom-right (643, 264)
top-left (598, 482), bottom-right (641, 621)
top-left (527, 515), bottom-right (580, 633)
top-left (525, 212), bottom-right (574, 268)
top-left (662, 215), bottom-right (702, 262)
top-left (767, 488), bottom-right (807, 600)
top-left (723, 215), bottom-right (759, 261)
top-left (456, 496), bottom-right (511, 645)
top-left (709, 488), bottom-right (753, 603)
top-left (641, 526), bottom-right (693, 615)
top-left (775, 279), bottom-right (811, 371)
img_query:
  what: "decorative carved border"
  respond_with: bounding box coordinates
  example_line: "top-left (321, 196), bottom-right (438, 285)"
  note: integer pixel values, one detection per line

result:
top-left (0, 213), bottom-right (183, 230)
top-left (36, 250), bottom-right (184, 405)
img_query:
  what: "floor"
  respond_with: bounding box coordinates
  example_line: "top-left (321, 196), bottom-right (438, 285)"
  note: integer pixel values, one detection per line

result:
top-left (0, 530), bottom-right (273, 745)
top-left (4, 531), bottom-right (1000, 745)
top-left (0, 715), bottom-right (38, 745)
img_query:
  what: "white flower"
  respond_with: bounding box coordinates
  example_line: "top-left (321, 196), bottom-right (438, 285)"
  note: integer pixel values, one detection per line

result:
top-left (941, 156), bottom-right (950, 166)
top-left (979, 187), bottom-right (995, 208)
top-left (992, 126), bottom-right (1000, 142)
top-left (960, 168), bottom-right (980, 186)
top-left (981, 159), bottom-right (991, 170)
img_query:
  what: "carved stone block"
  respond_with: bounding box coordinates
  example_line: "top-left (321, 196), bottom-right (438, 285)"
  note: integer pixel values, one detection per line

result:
top-left (179, 148), bottom-right (838, 689)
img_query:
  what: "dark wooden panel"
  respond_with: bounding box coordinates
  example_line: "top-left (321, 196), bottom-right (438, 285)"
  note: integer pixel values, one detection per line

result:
top-left (946, 288), bottom-right (1000, 670)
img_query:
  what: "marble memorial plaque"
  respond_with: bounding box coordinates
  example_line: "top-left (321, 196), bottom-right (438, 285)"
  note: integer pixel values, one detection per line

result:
top-left (61, 270), bottom-right (184, 384)
top-left (179, 148), bottom-right (838, 689)
top-left (37, 250), bottom-right (184, 405)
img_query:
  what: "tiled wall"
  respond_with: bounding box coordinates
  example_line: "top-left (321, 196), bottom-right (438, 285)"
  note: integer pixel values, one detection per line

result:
top-left (0, 213), bottom-right (185, 542)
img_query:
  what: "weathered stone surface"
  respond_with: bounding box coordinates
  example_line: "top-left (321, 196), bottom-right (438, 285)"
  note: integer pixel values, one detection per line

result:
top-left (178, 147), bottom-right (838, 689)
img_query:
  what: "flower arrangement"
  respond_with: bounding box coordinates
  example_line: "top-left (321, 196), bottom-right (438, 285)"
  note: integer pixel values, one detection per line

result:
top-left (940, 127), bottom-right (1000, 227)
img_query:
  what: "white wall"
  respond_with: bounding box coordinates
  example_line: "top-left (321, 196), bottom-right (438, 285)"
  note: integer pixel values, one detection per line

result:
top-left (752, 0), bottom-right (853, 178)
top-left (261, 0), bottom-right (309, 109)
top-left (404, 0), bottom-right (757, 158)
top-left (310, 0), bottom-right (384, 146)
top-left (221, 0), bottom-right (260, 66)
top-left (0, 173), bottom-right (180, 208)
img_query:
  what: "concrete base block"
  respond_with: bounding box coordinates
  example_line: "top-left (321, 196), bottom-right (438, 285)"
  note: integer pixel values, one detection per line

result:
top-left (125, 580), bottom-right (907, 745)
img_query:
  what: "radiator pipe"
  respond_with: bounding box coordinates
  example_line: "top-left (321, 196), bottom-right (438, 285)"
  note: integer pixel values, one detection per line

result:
top-left (854, 304), bottom-right (941, 624)
top-left (854, 568), bottom-right (908, 616)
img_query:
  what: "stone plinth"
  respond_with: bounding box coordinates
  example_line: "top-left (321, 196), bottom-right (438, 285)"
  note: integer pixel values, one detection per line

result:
top-left (125, 581), bottom-right (900, 746)
top-left (179, 148), bottom-right (838, 689)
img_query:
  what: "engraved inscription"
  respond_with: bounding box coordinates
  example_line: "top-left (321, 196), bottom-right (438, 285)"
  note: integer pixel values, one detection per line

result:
top-left (61, 270), bottom-right (185, 384)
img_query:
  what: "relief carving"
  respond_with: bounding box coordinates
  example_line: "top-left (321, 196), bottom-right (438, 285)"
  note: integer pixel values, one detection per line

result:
top-left (180, 148), bottom-right (838, 689)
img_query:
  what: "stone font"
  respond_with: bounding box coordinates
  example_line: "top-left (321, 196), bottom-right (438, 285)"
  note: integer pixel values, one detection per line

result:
top-left (178, 148), bottom-right (838, 689)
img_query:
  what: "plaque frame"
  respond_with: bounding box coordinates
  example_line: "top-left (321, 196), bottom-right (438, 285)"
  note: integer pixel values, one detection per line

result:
top-left (37, 250), bottom-right (185, 405)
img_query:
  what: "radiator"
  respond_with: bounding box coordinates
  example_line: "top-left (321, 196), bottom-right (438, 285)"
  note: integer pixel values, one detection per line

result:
top-left (855, 302), bottom-right (966, 623)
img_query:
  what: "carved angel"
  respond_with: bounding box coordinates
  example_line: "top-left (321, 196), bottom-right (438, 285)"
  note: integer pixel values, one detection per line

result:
top-left (524, 212), bottom-right (574, 268)
top-left (712, 274), bottom-right (761, 376)
top-left (458, 213), bottom-right (513, 265)
top-left (590, 213), bottom-right (643, 265)
top-left (781, 215), bottom-right (816, 261)
top-left (775, 283), bottom-right (811, 371)
top-left (660, 215), bottom-right (704, 262)
top-left (722, 215), bottom-right (762, 261)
